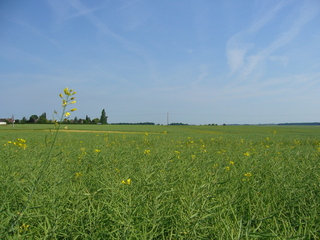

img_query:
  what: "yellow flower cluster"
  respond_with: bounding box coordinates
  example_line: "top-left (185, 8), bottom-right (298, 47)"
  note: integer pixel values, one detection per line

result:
top-left (58, 87), bottom-right (77, 118)
top-left (7, 138), bottom-right (27, 150)
top-left (242, 172), bottom-right (253, 182)
top-left (144, 149), bottom-right (151, 154)
top-left (19, 223), bottom-right (30, 233)
top-left (121, 178), bottom-right (131, 185)
top-left (243, 152), bottom-right (250, 156)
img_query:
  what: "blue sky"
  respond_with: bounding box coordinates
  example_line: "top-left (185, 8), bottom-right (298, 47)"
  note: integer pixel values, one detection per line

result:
top-left (1, 0), bottom-right (320, 125)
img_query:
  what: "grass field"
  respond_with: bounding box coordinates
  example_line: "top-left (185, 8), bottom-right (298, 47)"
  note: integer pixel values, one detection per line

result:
top-left (1, 124), bottom-right (320, 239)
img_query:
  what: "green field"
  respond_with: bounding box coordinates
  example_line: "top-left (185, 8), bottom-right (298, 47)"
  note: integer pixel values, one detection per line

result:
top-left (1, 124), bottom-right (320, 239)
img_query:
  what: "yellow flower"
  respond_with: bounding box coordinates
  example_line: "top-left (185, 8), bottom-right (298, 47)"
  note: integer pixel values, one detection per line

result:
top-left (19, 223), bottom-right (30, 233)
top-left (121, 179), bottom-right (131, 185)
top-left (94, 149), bottom-right (101, 153)
top-left (243, 152), bottom-right (250, 156)
top-left (64, 87), bottom-right (70, 96)
top-left (144, 149), bottom-right (151, 154)
top-left (65, 112), bottom-right (70, 117)
top-left (8, 139), bottom-right (27, 150)
top-left (70, 108), bottom-right (77, 112)
top-left (75, 172), bottom-right (83, 177)
top-left (225, 166), bottom-right (230, 171)
top-left (59, 93), bottom-right (63, 98)
top-left (244, 172), bottom-right (252, 177)
top-left (70, 101), bottom-right (76, 104)
top-left (229, 161), bottom-right (235, 165)
top-left (62, 100), bottom-right (67, 107)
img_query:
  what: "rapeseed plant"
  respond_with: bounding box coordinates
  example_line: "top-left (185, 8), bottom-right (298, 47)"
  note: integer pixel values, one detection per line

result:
top-left (6, 138), bottom-right (27, 150)
top-left (242, 172), bottom-right (252, 181)
top-left (144, 149), bottom-right (151, 154)
top-left (19, 223), bottom-right (30, 234)
top-left (243, 151), bottom-right (250, 156)
top-left (7, 87), bottom-right (77, 235)
top-left (121, 178), bottom-right (131, 185)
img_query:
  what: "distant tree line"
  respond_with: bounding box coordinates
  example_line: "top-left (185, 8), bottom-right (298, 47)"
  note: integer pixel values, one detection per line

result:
top-left (110, 122), bottom-right (155, 125)
top-left (14, 109), bottom-right (109, 124)
top-left (169, 123), bottom-right (189, 125)
top-left (277, 122), bottom-right (320, 125)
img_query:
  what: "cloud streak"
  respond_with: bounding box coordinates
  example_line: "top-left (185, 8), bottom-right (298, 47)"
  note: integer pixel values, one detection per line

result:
top-left (226, 1), bottom-right (319, 84)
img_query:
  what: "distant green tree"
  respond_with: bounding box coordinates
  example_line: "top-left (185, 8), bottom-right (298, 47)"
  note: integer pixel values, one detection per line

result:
top-left (73, 116), bottom-right (78, 123)
top-left (100, 109), bottom-right (108, 124)
top-left (92, 118), bottom-right (100, 124)
top-left (29, 115), bottom-right (38, 123)
top-left (21, 117), bottom-right (27, 124)
top-left (38, 112), bottom-right (47, 123)
top-left (84, 115), bottom-right (91, 124)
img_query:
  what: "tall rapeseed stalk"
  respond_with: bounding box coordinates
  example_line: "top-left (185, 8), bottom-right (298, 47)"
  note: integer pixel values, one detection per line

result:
top-left (8, 87), bottom-right (77, 234)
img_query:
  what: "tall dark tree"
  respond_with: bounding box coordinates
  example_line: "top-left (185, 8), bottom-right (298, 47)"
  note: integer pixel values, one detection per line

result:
top-left (73, 116), bottom-right (78, 123)
top-left (21, 117), bottom-right (27, 124)
top-left (38, 112), bottom-right (47, 123)
top-left (100, 109), bottom-right (108, 124)
top-left (85, 115), bottom-right (91, 124)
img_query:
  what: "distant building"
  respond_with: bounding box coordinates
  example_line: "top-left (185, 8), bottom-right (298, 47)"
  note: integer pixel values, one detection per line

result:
top-left (0, 118), bottom-right (15, 125)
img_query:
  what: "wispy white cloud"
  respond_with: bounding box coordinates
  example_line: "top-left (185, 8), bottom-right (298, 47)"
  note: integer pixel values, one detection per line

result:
top-left (226, 1), bottom-right (286, 77)
top-left (65, 0), bottom-right (151, 59)
top-left (226, 46), bottom-right (248, 75)
top-left (268, 55), bottom-right (289, 67)
top-left (49, 0), bottom-right (159, 85)
top-left (226, 1), bottom-right (319, 83)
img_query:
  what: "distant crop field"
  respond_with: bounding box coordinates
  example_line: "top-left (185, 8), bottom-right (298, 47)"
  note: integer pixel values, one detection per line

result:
top-left (1, 124), bottom-right (320, 239)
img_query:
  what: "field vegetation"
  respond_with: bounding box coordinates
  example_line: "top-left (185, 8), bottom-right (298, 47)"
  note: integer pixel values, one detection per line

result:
top-left (1, 87), bottom-right (319, 239)
top-left (1, 123), bottom-right (320, 239)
